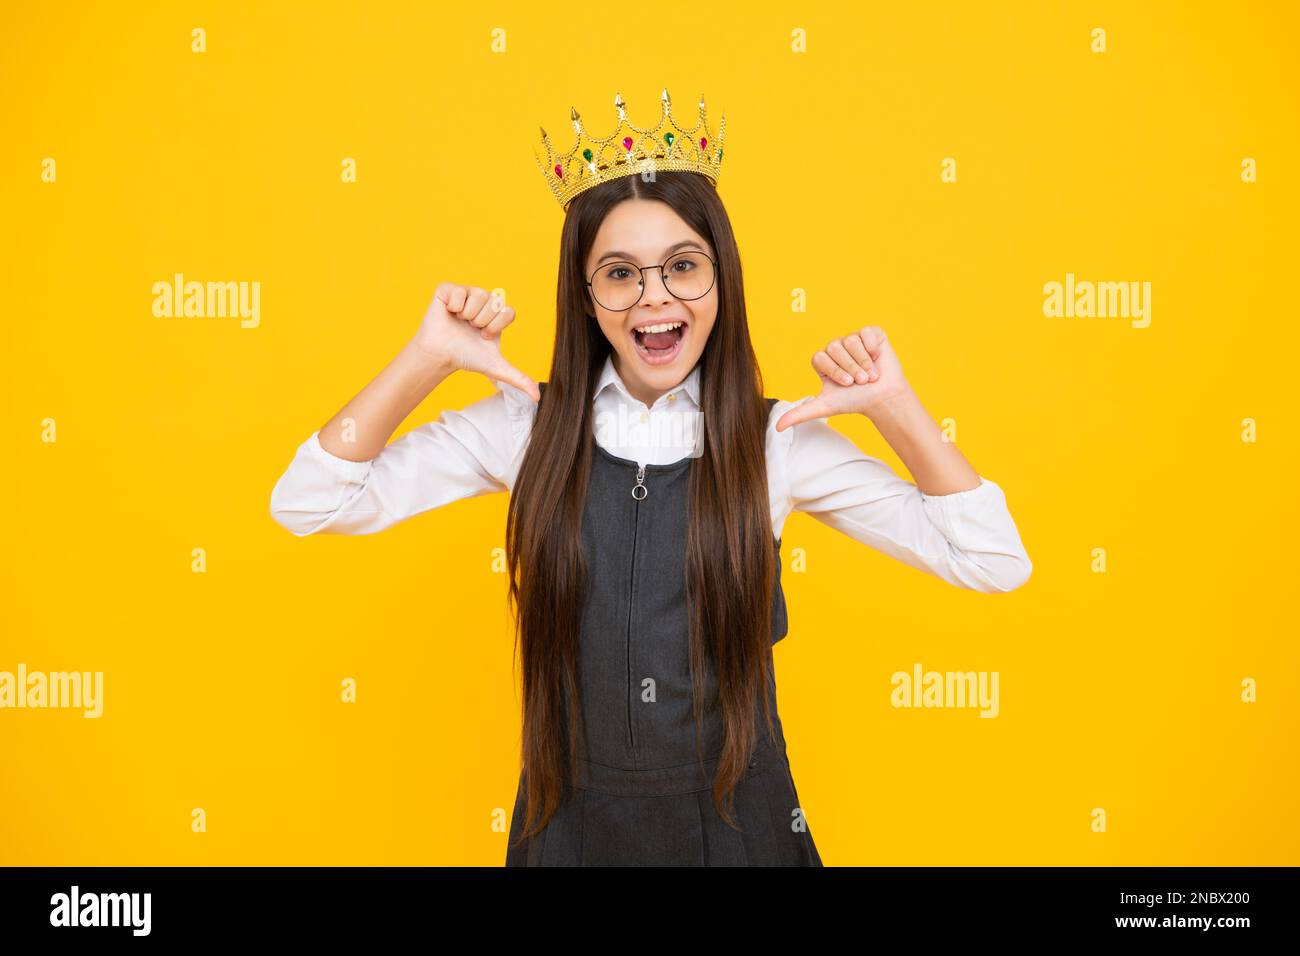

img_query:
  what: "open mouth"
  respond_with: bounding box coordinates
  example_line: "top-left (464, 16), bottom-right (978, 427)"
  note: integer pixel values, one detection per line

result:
top-left (630, 320), bottom-right (687, 365)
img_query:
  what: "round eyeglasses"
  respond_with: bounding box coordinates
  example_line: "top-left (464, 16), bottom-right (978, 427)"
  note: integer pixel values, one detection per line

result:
top-left (587, 251), bottom-right (717, 312)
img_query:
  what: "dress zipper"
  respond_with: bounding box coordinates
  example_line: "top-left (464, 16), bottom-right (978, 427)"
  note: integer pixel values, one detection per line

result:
top-left (626, 463), bottom-right (646, 755)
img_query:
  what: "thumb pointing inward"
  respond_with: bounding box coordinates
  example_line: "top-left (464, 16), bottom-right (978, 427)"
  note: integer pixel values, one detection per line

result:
top-left (773, 395), bottom-right (825, 433)
top-left (492, 361), bottom-right (541, 403)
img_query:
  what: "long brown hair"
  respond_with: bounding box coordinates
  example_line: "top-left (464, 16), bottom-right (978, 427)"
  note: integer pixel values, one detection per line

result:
top-left (505, 170), bottom-right (779, 844)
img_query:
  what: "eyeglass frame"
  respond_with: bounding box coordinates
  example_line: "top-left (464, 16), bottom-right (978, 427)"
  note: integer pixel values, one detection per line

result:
top-left (585, 251), bottom-right (719, 311)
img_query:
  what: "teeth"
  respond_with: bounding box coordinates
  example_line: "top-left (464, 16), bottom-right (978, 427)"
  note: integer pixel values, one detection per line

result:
top-left (634, 321), bottom-right (684, 334)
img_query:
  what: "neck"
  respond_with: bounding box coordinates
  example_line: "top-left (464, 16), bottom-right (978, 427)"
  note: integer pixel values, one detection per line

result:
top-left (614, 355), bottom-right (675, 409)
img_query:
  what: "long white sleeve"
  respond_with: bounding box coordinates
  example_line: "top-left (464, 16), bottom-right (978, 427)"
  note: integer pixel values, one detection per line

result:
top-left (269, 384), bottom-right (531, 536)
top-left (767, 400), bottom-right (1032, 593)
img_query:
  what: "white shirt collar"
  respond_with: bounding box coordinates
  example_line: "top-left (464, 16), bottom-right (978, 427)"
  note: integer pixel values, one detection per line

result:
top-left (591, 353), bottom-right (702, 408)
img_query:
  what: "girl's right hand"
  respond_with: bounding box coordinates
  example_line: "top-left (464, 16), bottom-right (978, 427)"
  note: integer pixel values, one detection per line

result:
top-left (411, 283), bottom-right (540, 402)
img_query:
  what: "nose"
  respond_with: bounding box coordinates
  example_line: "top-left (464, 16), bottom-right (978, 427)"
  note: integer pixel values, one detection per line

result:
top-left (641, 265), bottom-right (674, 305)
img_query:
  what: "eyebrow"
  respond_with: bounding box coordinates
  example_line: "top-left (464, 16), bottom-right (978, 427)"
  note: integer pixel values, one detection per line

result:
top-left (595, 239), bottom-right (708, 266)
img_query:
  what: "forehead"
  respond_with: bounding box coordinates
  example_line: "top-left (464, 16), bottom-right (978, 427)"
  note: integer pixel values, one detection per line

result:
top-left (587, 199), bottom-right (712, 263)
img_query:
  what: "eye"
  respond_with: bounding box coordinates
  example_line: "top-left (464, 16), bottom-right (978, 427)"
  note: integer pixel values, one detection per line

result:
top-left (670, 258), bottom-right (696, 273)
top-left (606, 265), bottom-right (635, 281)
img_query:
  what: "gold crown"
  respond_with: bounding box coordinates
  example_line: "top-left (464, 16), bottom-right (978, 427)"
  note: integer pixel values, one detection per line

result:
top-left (533, 89), bottom-right (725, 211)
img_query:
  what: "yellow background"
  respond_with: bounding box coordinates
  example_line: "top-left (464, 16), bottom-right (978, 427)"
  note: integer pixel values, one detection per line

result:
top-left (2, 0), bottom-right (1296, 865)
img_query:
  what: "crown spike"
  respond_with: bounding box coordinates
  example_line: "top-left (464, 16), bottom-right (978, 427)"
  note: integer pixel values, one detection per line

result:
top-left (661, 88), bottom-right (671, 112)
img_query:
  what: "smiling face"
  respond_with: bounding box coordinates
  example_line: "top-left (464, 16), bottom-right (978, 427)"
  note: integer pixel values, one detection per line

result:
top-left (583, 198), bottom-right (718, 408)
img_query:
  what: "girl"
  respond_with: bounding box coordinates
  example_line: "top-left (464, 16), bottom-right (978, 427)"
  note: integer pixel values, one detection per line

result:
top-left (270, 134), bottom-right (1031, 867)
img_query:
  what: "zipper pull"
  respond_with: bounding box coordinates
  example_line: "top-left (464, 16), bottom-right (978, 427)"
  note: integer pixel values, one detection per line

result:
top-left (632, 464), bottom-right (647, 500)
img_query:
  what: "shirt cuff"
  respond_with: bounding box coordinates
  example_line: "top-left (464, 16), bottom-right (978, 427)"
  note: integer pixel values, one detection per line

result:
top-left (303, 429), bottom-right (375, 484)
top-left (919, 476), bottom-right (1002, 539)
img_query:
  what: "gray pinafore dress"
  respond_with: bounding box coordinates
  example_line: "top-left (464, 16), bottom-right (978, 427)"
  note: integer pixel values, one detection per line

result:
top-left (505, 383), bottom-right (822, 866)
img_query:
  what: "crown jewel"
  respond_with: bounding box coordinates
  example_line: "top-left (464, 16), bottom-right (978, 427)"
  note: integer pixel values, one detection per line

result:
top-left (533, 89), bottom-right (725, 211)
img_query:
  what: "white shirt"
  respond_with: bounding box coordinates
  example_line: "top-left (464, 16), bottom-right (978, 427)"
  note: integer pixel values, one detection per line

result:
top-left (270, 354), bottom-right (1033, 592)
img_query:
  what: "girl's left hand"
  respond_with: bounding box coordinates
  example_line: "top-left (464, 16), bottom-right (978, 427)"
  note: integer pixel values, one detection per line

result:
top-left (774, 326), bottom-right (914, 432)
